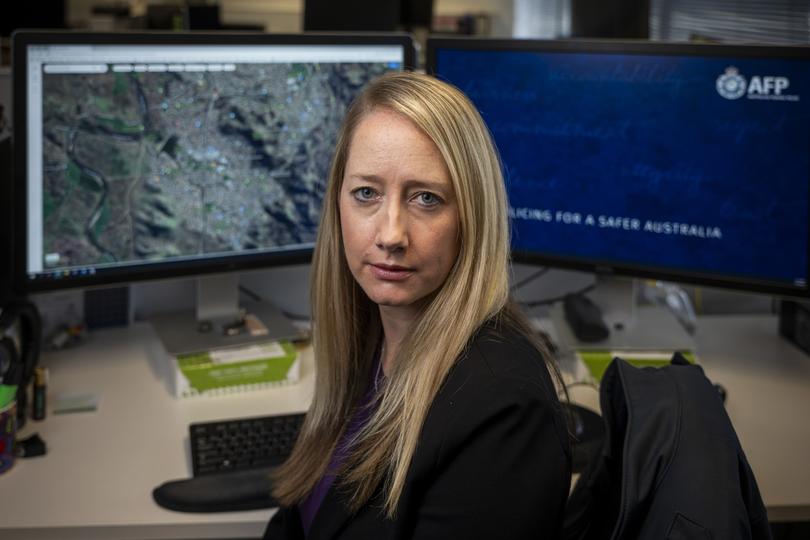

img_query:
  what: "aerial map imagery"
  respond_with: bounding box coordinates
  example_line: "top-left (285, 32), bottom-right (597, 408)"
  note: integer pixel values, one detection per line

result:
top-left (40, 62), bottom-right (391, 270)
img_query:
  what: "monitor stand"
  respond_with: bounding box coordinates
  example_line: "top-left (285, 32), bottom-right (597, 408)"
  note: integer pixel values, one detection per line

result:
top-left (150, 274), bottom-right (301, 356)
top-left (551, 276), bottom-right (696, 352)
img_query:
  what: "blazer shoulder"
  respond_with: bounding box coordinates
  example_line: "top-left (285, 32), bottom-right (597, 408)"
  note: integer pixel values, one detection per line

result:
top-left (420, 323), bottom-right (567, 456)
top-left (449, 322), bottom-right (557, 397)
top-left (404, 322), bottom-right (571, 513)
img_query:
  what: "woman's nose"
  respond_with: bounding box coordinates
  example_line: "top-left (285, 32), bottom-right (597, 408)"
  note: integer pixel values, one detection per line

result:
top-left (375, 201), bottom-right (408, 253)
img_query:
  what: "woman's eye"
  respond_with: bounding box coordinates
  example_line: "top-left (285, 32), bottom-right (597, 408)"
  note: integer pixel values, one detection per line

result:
top-left (353, 187), bottom-right (376, 201)
top-left (417, 192), bottom-right (441, 206)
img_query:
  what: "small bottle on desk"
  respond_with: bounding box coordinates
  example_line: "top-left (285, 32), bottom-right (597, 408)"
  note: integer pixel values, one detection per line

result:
top-left (32, 367), bottom-right (48, 421)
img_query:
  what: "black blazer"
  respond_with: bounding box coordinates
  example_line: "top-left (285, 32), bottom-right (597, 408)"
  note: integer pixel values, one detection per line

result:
top-left (264, 323), bottom-right (571, 540)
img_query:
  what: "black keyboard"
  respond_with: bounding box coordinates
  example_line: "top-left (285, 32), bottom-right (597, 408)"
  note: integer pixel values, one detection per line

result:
top-left (189, 413), bottom-right (305, 477)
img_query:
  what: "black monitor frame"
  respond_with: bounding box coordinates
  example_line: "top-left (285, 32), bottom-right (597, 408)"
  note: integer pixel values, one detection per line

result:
top-left (12, 30), bottom-right (415, 295)
top-left (427, 37), bottom-right (810, 299)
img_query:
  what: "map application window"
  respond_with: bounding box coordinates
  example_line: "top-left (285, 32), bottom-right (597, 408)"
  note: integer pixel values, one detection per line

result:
top-left (23, 42), bottom-right (404, 283)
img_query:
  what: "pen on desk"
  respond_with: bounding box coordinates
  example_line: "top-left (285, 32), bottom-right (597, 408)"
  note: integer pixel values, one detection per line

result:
top-left (33, 367), bottom-right (47, 421)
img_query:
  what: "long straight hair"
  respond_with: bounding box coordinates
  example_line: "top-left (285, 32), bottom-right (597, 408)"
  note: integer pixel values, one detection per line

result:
top-left (272, 72), bottom-right (555, 516)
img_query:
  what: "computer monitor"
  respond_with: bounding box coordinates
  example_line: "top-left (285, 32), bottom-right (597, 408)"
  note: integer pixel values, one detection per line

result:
top-left (303, 0), bottom-right (433, 33)
top-left (400, 0), bottom-right (434, 30)
top-left (0, 3), bottom-right (66, 37)
top-left (428, 38), bottom-right (810, 346)
top-left (13, 31), bottom-right (415, 353)
top-left (304, 0), bottom-right (400, 32)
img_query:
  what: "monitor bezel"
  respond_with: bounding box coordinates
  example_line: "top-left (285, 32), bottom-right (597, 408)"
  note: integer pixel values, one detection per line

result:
top-left (427, 37), bottom-right (810, 299)
top-left (12, 30), bottom-right (416, 293)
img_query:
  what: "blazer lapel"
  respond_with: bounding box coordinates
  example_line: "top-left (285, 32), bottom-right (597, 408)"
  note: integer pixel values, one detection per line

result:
top-left (306, 482), bottom-right (354, 540)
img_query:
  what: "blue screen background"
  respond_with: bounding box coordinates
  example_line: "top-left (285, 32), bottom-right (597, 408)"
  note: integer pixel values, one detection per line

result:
top-left (435, 49), bottom-right (810, 287)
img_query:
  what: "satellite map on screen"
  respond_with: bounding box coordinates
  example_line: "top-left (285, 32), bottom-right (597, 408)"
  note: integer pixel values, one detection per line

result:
top-left (40, 62), bottom-right (390, 269)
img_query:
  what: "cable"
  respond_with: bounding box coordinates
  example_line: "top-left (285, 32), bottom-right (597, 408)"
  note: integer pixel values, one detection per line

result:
top-left (281, 310), bottom-right (312, 323)
top-left (510, 267), bottom-right (549, 292)
top-left (238, 285), bottom-right (311, 323)
top-left (564, 380), bottom-right (600, 393)
top-left (238, 285), bottom-right (263, 302)
top-left (521, 283), bottom-right (595, 309)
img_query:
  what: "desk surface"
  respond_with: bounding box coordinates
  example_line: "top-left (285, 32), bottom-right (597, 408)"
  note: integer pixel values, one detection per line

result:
top-left (0, 315), bottom-right (808, 539)
top-left (693, 316), bottom-right (810, 522)
top-left (0, 323), bottom-right (312, 540)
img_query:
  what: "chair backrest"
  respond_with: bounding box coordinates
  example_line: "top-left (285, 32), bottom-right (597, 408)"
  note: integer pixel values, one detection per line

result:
top-left (563, 354), bottom-right (771, 540)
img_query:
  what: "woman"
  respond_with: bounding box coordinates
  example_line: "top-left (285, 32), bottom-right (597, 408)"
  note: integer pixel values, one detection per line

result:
top-left (265, 71), bottom-right (570, 539)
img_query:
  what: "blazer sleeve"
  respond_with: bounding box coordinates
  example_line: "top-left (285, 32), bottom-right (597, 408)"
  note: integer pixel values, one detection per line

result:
top-left (408, 375), bottom-right (571, 540)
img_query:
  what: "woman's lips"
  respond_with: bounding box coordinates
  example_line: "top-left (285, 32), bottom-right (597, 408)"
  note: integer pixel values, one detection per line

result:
top-left (369, 263), bottom-right (414, 281)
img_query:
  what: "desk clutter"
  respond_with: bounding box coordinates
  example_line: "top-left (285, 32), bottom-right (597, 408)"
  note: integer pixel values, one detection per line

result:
top-left (0, 299), bottom-right (46, 475)
top-left (0, 400), bottom-right (15, 474)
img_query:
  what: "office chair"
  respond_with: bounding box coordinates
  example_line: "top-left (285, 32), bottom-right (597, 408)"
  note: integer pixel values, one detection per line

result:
top-left (563, 354), bottom-right (771, 540)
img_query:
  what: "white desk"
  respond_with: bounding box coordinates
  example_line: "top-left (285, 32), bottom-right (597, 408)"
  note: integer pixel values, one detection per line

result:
top-left (0, 316), bottom-right (808, 539)
top-left (0, 323), bottom-right (313, 540)
top-left (692, 316), bottom-right (810, 522)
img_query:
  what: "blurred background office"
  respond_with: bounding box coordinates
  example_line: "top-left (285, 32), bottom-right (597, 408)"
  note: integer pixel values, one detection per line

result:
top-left (2, 0), bottom-right (809, 341)
top-left (3, 0), bottom-right (808, 60)
top-left (4, 0), bottom-right (810, 43)
top-left (1, 2), bottom-right (809, 538)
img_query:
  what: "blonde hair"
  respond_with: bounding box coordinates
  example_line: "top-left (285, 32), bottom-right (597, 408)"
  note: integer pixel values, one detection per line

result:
top-left (272, 71), bottom-right (550, 516)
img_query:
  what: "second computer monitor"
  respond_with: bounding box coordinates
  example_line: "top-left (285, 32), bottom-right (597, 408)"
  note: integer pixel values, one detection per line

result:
top-left (428, 38), bottom-right (810, 298)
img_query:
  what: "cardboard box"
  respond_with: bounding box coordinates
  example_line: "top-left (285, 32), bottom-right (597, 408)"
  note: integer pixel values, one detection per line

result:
top-left (168, 340), bottom-right (300, 397)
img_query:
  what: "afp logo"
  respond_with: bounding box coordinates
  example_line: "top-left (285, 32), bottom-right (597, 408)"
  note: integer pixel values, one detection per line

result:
top-left (716, 66), bottom-right (793, 101)
top-left (716, 67), bottom-right (747, 99)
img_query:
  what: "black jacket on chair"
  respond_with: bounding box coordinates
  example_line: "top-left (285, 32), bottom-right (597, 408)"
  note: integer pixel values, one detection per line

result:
top-left (564, 354), bottom-right (771, 540)
top-left (264, 324), bottom-right (571, 540)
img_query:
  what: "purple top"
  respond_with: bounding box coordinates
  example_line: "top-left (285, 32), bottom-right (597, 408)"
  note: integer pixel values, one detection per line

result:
top-left (298, 356), bottom-right (383, 535)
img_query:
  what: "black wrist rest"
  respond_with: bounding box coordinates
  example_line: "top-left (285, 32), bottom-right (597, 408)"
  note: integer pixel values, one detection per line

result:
top-left (153, 467), bottom-right (278, 512)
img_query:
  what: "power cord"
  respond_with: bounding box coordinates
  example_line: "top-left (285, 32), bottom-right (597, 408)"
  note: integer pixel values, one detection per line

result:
top-left (564, 380), bottom-right (600, 394)
top-left (238, 285), bottom-right (262, 302)
top-left (510, 267), bottom-right (549, 292)
top-left (521, 283), bottom-right (596, 309)
top-left (238, 285), bottom-right (311, 322)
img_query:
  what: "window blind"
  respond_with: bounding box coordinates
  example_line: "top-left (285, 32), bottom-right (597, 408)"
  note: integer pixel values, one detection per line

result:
top-left (651, 0), bottom-right (810, 44)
